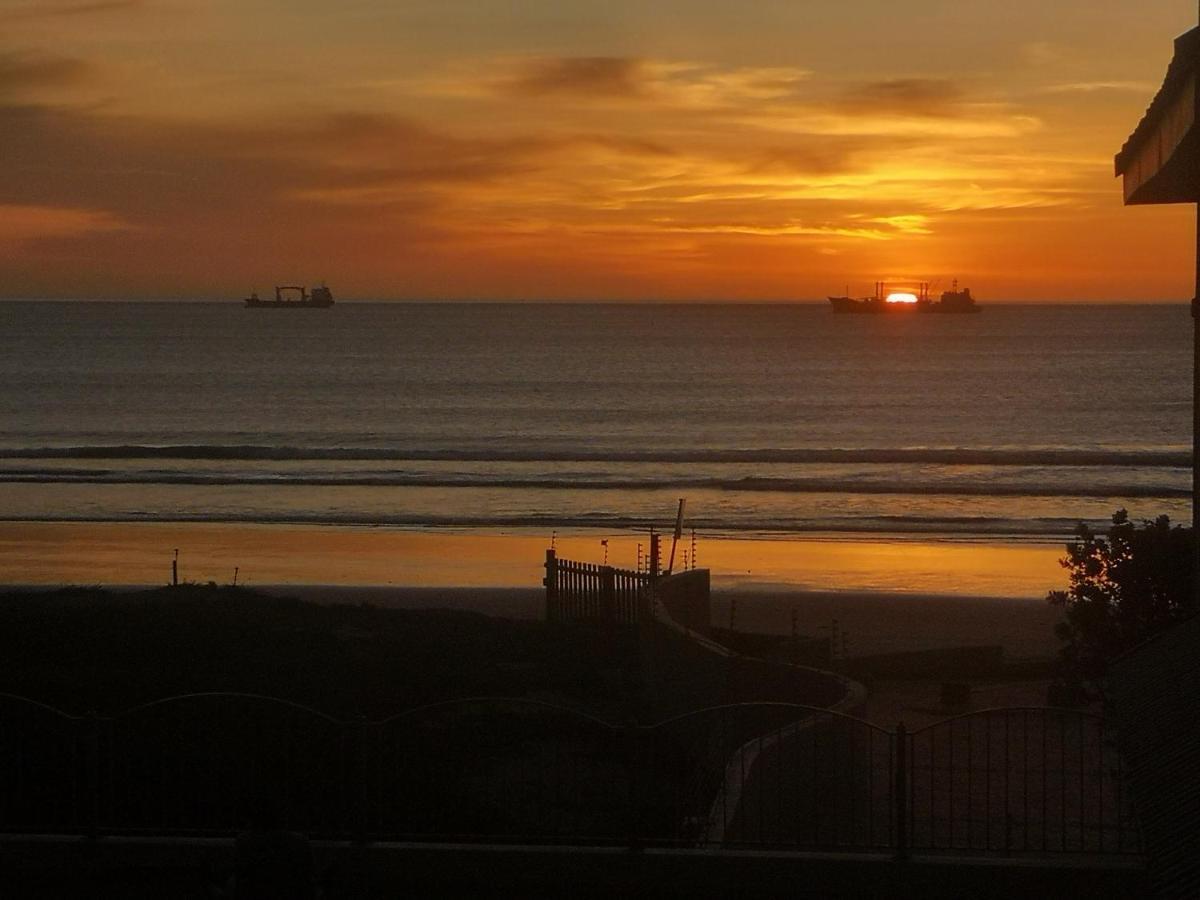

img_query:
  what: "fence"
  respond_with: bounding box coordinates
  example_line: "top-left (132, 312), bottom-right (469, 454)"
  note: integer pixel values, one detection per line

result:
top-left (543, 550), bottom-right (712, 634)
top-left (543, 550), bottom-right (653, 625)
top-left (0, 692), bottom-right (1140, 857)
top-left (904, 707), bottom-right (1135, 855)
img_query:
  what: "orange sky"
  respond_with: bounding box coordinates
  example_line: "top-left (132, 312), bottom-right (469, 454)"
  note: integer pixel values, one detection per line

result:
top-left (2, 0), bottom-right (1198, 301)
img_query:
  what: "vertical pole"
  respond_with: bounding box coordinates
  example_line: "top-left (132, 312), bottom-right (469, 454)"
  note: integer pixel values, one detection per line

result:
top-left (1194, 204), bottom-right (1199, 608)
top-left (602, 567), bottom-right (616, 623)
top-left (667, 498), bottom-right (686, 574)
top-left (895, 722), bottom-right (909, 860)
top-left (626, 723), bottom-right (643, 852)
top-left (172, 549), bottom-right (178, 587)
top-left (649, 532), bottom-right (660, 579)
top-left (85, 711), bottom-right (100, 839)
top-left (544, 549), bottom-right (558, 622)
top-left (351, 715), bottom-right (368, 845)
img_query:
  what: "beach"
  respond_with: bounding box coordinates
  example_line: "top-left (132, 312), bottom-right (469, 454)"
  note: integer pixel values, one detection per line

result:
top-left (0, 520), bottom-right (1065, 653)
top-left (0, 521), bottom-right (1065, 660)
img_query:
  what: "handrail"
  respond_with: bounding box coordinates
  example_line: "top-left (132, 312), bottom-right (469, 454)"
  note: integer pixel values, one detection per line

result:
top-left (113, 691), bottom-right (343, 724)
top-left (906, 705), bottom-right (1107, 735)
top-left (0, 691), bottom-right (1115, 734)
top-left (648, 700), bottom-right (891, 734)
top-left (0, 692), bottom-right (82, 720)
top-left (376, 695), bottom-right (618, 729)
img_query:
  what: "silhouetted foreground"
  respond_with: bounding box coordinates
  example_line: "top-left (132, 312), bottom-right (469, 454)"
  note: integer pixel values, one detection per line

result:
top-left (0, 585), bottom-right (1151, 896)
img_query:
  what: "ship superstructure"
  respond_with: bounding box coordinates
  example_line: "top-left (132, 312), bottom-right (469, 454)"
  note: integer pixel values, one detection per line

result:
top-left (244, 285), bottom-right (334, 308)
top-left (828, 280), bottom-right (979, 314)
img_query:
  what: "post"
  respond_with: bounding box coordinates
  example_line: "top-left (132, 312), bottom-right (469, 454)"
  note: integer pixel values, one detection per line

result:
top-left (1194, 204), bottom-right (1200, 608)
top-left (895, 722), bottom-right (909, 860)
top-left (84, 711), bottom-right (100, 839)
top-left (625, 723), bottom-right (644, 852)
top-left (667, 498), bottom-right (686, 574)
top-left (649, 532), bottom-right (660, 579)
top-left (171, 548), bottom-right (178, 587)
top-left (544, 549), bottom-right (558, 622)
top-left (350, 715), bottom-right (368, 845)
top-left (602, 566), bottom-right (616, 623)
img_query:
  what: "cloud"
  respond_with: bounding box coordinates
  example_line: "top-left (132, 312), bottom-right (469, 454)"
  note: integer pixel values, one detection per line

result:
top-left (0, 1), bottom-right (143, 23)
top-left (430, 55), bottom-right (812, 110)
top-left (742, 140), bottom-right (866, 177)
top-left (651, 220), bottom-right (906, 240)
top-left (839, 79), bottom-right (965, 118)
top-left (501, 57), bottom-right (648, 99)
top-left (1021, 41), bottom-right (1065, 66)
top-left (0, 52), bottom-right (93, 93)
top-left (1039, 81), bottom-right (1155, 95)
top-left (868, 214), bottom-right (932, 235)
top-left (0, 203), bottom-right (127, 244)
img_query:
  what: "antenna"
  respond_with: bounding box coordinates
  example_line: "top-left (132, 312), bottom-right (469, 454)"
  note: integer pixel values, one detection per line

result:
top-left (666, 498), bottom-right (686, 574)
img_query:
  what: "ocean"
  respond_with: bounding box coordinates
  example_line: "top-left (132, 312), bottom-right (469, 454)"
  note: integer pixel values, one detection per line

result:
top-left (0, 301), bottom-right (1190, 544)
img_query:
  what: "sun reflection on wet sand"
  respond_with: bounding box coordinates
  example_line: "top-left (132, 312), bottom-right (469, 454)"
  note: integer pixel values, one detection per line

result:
top-left (0, 522), bottom-right (1063, 599)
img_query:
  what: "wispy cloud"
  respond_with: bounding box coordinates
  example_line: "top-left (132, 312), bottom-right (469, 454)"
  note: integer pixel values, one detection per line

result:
top-left (0, 52), bottom-right (93, 93)
top-left (839, 79), bottom-right (965, 118)
top-left (1039, 81), bottom-right (1155, 95)
top-left (0, 203), bottom-right (127, 244)
top-left (425, 55), bottom-right (812, 109)
top-left (500, 56), bottom-right (648, 99)
top-left (0, 1), bottom-right (143, 23)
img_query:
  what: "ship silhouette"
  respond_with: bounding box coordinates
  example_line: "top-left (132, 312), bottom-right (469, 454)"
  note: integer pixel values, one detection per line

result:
top-left (244, 285), bottom-right (334, 308)
top-left (829, 281), bottom-right (979, 314)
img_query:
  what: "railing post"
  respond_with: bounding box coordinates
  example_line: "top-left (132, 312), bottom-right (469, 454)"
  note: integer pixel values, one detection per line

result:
top-left (84, 710), bottom-right (100, 839)
top-left (626, 723), bottom-right (644, 852)
top-left (895, 722), bottom-right (909, 861)
top-left (544, 549), bottom-right (558, 623)
top-left (602, 566), bottom-right (616, 623)
top-left (348, 715), bottom-right (368, 845)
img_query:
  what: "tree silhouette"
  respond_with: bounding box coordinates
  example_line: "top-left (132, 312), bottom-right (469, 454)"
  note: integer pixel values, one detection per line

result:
top-left (1048, 510), bottom-right (1194, 694)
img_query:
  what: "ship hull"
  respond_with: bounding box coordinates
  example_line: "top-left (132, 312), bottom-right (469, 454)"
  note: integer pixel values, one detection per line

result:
top-left (828, 296), bottom-right (979, 314)
top-left (244, 299), bottom-right (334, 308)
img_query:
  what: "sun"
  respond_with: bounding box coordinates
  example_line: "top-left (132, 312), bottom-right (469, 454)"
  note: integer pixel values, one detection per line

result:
top-left (885, 292), bottom-right (919, 304)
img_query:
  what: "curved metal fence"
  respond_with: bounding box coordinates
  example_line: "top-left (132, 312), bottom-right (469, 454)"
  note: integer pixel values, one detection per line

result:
top-left (904, 707), bottom-right (1139, 855)
top-left (0, 693), bottom-right (1140, 857)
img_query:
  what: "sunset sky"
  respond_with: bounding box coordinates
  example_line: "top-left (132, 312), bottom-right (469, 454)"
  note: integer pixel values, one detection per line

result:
top-left (2, 0), bottom-right (1199, 301)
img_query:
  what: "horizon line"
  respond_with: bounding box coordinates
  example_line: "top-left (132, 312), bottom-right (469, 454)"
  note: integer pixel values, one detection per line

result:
top-left (0, 297), bottom-right (1190, 306)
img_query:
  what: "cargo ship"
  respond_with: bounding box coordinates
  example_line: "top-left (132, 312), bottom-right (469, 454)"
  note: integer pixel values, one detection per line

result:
top-left (829, 281), bottom-right (979, 314)
top-left (243, 285), bottom-right (334, 308)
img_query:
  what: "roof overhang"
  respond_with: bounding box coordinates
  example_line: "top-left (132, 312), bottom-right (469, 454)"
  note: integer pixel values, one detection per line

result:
top-left (1115, 27), bottom-right (1200, 205)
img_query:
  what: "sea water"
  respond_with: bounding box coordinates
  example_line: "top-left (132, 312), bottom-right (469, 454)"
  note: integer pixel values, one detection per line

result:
top-left (0, 301), bottom-right (1190, 540)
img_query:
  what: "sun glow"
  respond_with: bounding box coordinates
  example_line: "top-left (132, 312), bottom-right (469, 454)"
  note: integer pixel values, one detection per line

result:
top-left (885, 292), bottom-right (919, 304)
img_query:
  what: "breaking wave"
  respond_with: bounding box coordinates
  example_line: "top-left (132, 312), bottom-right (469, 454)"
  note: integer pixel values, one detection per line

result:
top-left (0, 445), bottom-right (1189, 467)
top-left (0, 469), bottom-right (1187, 499)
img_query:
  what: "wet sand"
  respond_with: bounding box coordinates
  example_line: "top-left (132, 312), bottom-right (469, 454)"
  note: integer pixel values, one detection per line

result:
top-left (0, 521), bottom-right (1066, 597)
top-left (0, 521), bottom-right (1067, 660)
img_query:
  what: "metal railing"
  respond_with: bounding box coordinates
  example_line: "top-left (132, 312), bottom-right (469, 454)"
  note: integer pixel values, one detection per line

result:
top-left (904, 707), bottom-right (1137, 855)
top-left (544, 551), bottom-right (652, 625)
top-left (0, 693), bottom-right (1140, 857)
